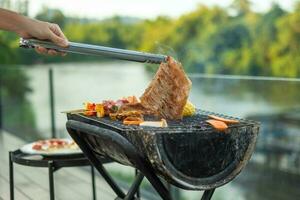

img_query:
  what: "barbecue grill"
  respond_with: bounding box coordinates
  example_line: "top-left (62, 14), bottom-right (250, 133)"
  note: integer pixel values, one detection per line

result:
top-left (66, 110), bottom-right (259, 200)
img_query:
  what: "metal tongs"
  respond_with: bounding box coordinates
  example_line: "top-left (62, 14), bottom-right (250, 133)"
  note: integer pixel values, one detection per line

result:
top-left (19, 38), bottom-right (167, 64)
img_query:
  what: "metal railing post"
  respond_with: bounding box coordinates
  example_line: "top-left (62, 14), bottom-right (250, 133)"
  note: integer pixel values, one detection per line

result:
top-left (0, 69), bottom-right (3, 131)
top-left (49, 68), bottom-right (56, 138)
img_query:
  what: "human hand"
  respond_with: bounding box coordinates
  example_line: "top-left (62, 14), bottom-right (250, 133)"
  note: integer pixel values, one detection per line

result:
top-left (18, 19), bottom-right (68, 56)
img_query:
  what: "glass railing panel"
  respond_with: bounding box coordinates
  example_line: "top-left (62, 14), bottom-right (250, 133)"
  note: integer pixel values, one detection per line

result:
top-left (0, 66), bottom-right (52, 141)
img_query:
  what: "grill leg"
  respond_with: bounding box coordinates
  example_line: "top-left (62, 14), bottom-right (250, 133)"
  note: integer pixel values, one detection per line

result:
top-left (135, 169), bottom-right (140, 199)
top-left (9, 152), bottom-right (14, 200)
top-left (91, 166), bottom-right (96, 200)
top-left (201, 189), bottom-right (215, 200)
top-left (140, 166), bottom-right (172, 200)
top-left (168, 184), bottom-right (180, 199)
top-left (48, 161), bottom-right (55, 200)
top-left (124, 172), bottom-right (144, 200)
top-left (67, 128), bottom-right (125, 198)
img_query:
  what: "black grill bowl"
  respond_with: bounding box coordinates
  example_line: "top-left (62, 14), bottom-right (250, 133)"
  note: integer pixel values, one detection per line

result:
top-left (66, 110), bottom-right (259, 190)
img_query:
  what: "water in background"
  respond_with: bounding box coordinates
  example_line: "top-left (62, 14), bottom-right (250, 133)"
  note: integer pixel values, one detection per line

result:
top-left (3, 62), bottom-right (300, 200)
top-left (25, 62), bottom-right (153, 137)
top-left (25, 62), bottom-right (300, 136)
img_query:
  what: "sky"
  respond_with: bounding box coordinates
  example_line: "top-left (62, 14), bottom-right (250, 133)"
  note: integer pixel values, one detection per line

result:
top-left (27, 0), bottom-right (296, 19)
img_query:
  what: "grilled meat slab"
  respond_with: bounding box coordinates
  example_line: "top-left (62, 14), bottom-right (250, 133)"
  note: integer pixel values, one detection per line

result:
top-left (140, 56), bottom-right (192, 120)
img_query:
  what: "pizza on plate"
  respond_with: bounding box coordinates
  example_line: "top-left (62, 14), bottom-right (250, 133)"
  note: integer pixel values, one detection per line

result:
top-left (32, 139), bottom-right (79, 152)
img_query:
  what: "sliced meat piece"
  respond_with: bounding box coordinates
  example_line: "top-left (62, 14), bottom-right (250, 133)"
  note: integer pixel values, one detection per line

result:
top-left (118, 103), bottom-right (156, 116)
top-left (110, 110), bottom-right (143, 121)
top-left (140, 56), bottom-right (192, 120)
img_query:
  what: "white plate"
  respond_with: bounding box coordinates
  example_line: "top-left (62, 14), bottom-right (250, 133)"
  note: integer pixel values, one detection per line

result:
top-left (20, 138), bottom-right (82, 156)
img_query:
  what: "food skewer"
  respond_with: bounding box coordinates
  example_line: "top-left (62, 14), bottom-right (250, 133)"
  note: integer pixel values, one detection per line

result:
top-left (61, 109), bottom-right (96, 114)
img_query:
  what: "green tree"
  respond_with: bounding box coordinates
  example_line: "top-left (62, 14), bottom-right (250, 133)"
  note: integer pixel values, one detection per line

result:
top-left (247, 3), bottom-right (286, 76)
top-left (231, 0), bottom-right (251, 16)
top-left (1, 3), bottom-right (300, 77)
top-left (269, 3), bottom-right (300, 77)
top-left (35, 7), bottom-right (66, 28)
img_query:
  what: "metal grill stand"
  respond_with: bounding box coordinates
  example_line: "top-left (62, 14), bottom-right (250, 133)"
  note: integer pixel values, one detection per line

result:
top-left (66, 120), bottom-right (215, 200)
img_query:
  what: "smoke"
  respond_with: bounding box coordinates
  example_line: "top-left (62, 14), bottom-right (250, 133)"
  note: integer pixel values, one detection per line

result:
top-left (153, 41), bottom-right (179, 61)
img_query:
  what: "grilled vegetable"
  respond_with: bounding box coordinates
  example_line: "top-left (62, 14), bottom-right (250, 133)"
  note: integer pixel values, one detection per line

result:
top-left (111, 105), bottom-right (119, 113)
top-left (206, 119), bottom-right (228, 131)
top-left (84, 102), bottom-right (96, 116)
top-left (183, 101), bottom-right (196, 117)
top-left (95, 104), bottom-right (105, 118)
top-left (208, 115), bottom-right (239, 124)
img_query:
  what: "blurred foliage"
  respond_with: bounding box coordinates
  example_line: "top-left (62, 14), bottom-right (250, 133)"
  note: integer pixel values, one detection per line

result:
top-left (1, 1), bottom-right (300, 78)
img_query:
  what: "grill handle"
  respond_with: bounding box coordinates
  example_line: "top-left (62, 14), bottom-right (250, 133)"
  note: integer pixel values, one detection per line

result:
top-left (19, 38), bottom-right (167, 64)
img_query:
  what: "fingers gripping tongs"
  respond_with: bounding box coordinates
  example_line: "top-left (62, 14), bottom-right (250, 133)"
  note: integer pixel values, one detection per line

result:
top-left (19, 38), bottom-right (167, 64)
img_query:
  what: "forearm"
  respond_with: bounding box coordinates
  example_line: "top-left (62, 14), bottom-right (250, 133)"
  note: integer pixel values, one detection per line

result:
top-left (0, 8), bottom-right (32, 35)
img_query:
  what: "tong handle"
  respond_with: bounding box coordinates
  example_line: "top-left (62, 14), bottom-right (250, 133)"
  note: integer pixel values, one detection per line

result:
top-left (19, 38), bottom-right (167, 64)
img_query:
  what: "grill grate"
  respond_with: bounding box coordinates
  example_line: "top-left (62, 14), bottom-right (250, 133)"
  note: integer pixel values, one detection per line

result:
top-left (71, 110), bottom-right (257, 134)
